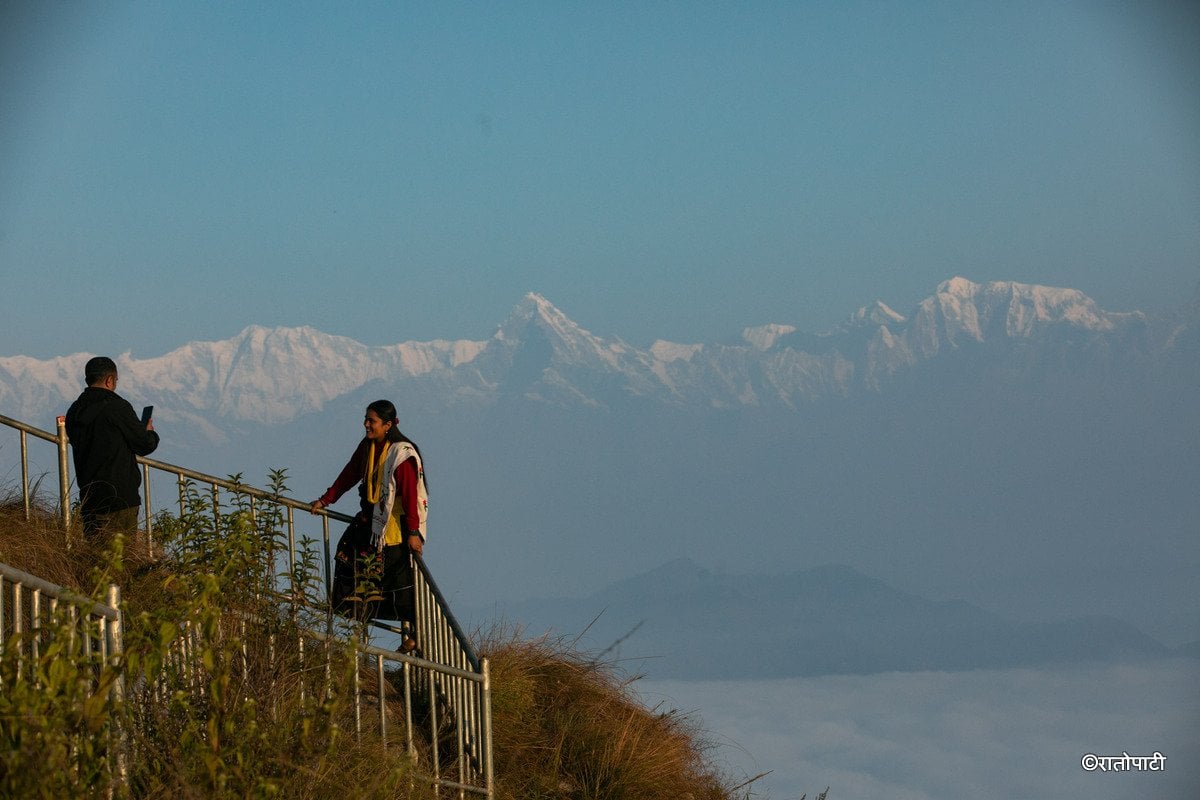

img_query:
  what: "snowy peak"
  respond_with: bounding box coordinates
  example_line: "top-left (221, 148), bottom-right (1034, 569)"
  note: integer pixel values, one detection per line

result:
top-left (496, 293), bottom-right (593, 348)
top-left (490, 292), bottom-right (643, 378)
top-left (935, 277), bottom-right (1117, 332)
top-left (496, 293), bottom-right (559, 334)
top-left (742, 323), bottom-right (797, 350)
top-left (849, 300), bottom-right (907, 328)
top-left (910, 277), bottom-right (1139, 355)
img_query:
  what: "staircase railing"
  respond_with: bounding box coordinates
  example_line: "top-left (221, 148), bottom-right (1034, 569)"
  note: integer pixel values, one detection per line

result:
top-left (0, 411), bottom-right (493, 797)
top-left (0, 413), bottom-right (72, 530)
top-left (149, 605), bottom-right (494, 797)
top-left (0, 561), bottom-right (128, 787)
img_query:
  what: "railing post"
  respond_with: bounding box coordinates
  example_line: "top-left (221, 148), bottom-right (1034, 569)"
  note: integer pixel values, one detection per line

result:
top-left (106, 583), bottom-right (128, 792)
top-left (143, 463), bottom-right (153, 549)
top-left (56, 416), bottom-right (71, 532)
top-left (322, 514), bottom-right (333, 637)
top-left (210, 483), bottom-right (220, 528)
top-left (20, 430), bottom-right (31, 521)
top-left (482, 657), bottom-right (494, 799)
top-left (286, 505), bottom-right (296, 598)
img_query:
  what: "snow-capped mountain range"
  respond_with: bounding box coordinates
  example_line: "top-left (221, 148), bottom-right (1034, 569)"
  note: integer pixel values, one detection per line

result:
top-left (1, 276), bottom-right (1194, 433)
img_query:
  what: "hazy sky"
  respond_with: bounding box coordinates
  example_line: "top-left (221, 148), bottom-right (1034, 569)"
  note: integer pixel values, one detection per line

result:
top-left (2, 1), bottom-right (1198, 359)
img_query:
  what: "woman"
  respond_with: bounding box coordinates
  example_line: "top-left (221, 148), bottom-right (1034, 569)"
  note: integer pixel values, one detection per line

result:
top-left (311, 400), bottom-right (428, 647)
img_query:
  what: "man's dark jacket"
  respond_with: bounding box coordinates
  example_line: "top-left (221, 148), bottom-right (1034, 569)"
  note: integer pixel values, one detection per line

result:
top-left (65, 387), bottom-right (160, 515)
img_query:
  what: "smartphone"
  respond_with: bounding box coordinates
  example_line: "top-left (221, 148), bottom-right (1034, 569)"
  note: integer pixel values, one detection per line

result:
top-left (141, 405), bottom-right (154, 425)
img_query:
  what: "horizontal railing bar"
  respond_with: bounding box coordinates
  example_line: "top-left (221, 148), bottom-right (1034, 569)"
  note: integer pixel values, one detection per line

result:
top-left (0, 562), bottom-right (119, 621)
top-left (192, 606), bottom-right (482, 690)
top-left (432, 778), bottom-right (491, 796)
top-left (135, 455), bottom-right (355, 521)
top-left (0, 413), bottom-right (59, 444)
top-left (0, 416), bottom-right (356, 528)
top-left (299, 623), bottom-right (485, 684)
top-left (225, 597), bottom-right (487, 684)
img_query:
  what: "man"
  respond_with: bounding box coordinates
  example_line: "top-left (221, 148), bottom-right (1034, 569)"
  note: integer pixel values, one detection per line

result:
top-left (65, 356), bottom-right (159, 540)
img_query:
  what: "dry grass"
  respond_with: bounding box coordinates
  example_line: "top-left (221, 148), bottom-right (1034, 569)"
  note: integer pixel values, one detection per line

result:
top-left (0, 489), bottom-right (165, 599)
top-left (479, 624), bottom-right (750, 800)
top-left (0, 492), bottom-right (86, 587)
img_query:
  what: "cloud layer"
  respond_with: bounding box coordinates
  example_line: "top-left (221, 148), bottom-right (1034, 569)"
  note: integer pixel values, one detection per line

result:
top-left (641, 659), bottom-right (1199, 800)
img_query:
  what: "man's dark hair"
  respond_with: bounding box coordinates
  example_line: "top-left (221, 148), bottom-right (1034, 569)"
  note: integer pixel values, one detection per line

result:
top-left (84, 356), bottom-right (118, 386)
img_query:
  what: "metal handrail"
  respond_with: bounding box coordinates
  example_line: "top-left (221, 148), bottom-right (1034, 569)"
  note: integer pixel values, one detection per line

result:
top-left (2, 410), bottom-right (493, 796)
top-left (0, 561), bottom-right (127, 786)
top-left (0, 413), bottom-right (59, 444)
top-left (0, 561), bottom-right (119, 622)
top-left (0, 413), bottom-right (482, 670)
top-left (0, 412), bottom-right (71, 529)
top-left (135, 455), bottom-right (482, 666)
top-left (152, 605), bottom-right (493, 796)
top-left (2, 556), bottom-right (493, 798)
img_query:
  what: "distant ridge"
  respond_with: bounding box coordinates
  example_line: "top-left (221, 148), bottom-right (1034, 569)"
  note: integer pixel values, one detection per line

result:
top-left (477, 558), bottom-right (1173, 679)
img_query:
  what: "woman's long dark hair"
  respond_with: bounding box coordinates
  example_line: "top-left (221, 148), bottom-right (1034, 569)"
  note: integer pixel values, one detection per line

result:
top-left (367, 399), bottom-right (428, 488)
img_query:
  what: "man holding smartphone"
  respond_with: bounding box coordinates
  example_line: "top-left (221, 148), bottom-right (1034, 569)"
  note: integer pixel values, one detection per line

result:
top-left (65, 356), bottom-right (160, 541)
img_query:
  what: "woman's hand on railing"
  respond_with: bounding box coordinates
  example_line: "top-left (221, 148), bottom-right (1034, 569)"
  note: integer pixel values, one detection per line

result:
top-left (309, 499), bottom-right (325, 515)
top-left (407, 533), bottom-right (423, 556)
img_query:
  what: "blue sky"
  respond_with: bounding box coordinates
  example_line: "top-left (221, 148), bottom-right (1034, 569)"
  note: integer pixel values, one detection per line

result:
top-left (2, 1), bottom-right (1198, 359)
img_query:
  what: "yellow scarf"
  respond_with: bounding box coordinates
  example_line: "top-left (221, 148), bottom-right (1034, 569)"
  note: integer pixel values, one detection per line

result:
top-left (364, 441), bottom-right (390, 504)
top-left (365, 441), bottom-right (405, 546)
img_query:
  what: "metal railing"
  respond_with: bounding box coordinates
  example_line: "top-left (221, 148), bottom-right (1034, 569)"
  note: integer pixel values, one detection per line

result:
top-left (148, 608), bottom-right (493, 797)
top-left (341, 634), bottom-right (493, 797)
top-left (0, 411), bottom-right (493, 797)
top-left (0, 561), bottom-right (127, 787)
top-left (0, 413), bottom-right (72, 530)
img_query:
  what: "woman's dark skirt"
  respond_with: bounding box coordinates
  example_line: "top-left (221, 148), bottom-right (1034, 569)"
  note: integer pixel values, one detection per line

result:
top-left (330, 514), bottom-right (415, 623)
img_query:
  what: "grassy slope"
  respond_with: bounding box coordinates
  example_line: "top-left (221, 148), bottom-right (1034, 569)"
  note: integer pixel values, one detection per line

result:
top-left (0, 495), bottom-right (772, 799)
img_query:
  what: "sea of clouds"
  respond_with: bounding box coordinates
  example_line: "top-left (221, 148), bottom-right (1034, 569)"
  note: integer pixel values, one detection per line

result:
top-left (640, 659), bottom-right (1198, 800)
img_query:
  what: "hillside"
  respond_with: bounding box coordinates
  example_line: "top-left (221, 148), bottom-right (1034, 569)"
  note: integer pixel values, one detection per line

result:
top-left (0, 497), bottom-right (771, 800)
